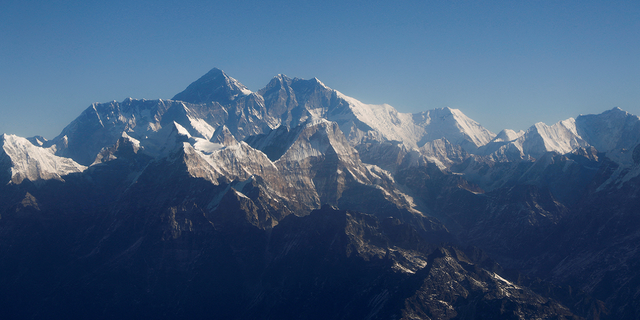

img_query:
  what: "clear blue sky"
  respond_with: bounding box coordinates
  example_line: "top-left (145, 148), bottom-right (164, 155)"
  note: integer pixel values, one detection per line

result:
top-left (1, 0), bottom-right (639, 139)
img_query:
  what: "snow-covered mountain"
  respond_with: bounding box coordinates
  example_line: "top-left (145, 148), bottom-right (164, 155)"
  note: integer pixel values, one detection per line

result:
top-left (254, 74), bottom-right (496, 154)
top-left (172, 67), bottom-right (252, 105)
top-left (479, 118), bottom-right (588, 161)
top-left (3, 67), bottom-right (640, 319)
top-left (575, 107), bottom-right (640, 165)
top-left (477, 107), bottom-right (640, 166)
top-left (1, 134), bottom-right (86, 184)
top-left (23, 68), bottom-right (500, 188)
top-left (5, 68), bottom-right (639, 215)
top-left (5, 68), bottom-right (639, 208)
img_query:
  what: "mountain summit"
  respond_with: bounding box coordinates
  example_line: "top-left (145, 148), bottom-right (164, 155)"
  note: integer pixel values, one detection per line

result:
top-left (172, 68), bottom-right (252, 105)
top-left (1, 67), bottom-right (639, 319)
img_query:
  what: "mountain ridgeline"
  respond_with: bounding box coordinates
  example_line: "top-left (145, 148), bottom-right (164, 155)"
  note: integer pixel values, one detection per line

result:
top-left (2, 67), bottom-right (640, 319)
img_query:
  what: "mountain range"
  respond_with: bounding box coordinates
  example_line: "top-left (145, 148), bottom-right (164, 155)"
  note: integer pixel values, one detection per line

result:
top-left (2, 67), bottom-right (640, 319)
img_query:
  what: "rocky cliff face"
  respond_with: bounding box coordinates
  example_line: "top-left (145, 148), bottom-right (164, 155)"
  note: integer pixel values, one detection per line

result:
top-left (2, 67), bottom-right (639, 318)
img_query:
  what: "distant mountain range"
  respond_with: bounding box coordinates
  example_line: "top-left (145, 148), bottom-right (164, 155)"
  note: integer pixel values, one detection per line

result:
top-left (1, 67), bottom-right (639, 319)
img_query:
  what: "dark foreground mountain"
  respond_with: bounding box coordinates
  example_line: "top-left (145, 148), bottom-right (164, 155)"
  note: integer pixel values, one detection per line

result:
top-left (2, 67), bottom-right (639, 318)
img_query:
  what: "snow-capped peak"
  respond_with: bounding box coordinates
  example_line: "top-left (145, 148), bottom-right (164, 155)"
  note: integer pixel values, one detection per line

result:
top-left (493, 129), bottom-right (525, 143)
top-left (172, 68), bottom-right (252, 105)
top-left (210, 125), bottom-right (238, 146)
top-left (1, 134), bottom-right (86, 184)
top-left (480, 118), bottom-right (588, 161)
top-left (575, 107), bottom-right (640, 165)
top-left (526, 118), bottom-right (587, 156)
top-left (332, 91), bottom-right (495, 153)
top-left (311, 77), bottom-right (328, 89)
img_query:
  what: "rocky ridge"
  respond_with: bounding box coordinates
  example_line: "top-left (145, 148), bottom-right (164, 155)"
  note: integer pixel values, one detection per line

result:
top-left (2, 67), bottom-right (640, 318)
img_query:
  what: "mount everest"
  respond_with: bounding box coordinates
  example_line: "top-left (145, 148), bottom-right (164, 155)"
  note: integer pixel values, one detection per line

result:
top-left (5, 68), bottom-right (638, 187)
top-left (1, 67), bottom-right (640, 319)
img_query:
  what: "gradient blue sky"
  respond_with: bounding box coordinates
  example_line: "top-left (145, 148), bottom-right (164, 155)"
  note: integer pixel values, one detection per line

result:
top-left (1, 0), bottom-right (639, 139)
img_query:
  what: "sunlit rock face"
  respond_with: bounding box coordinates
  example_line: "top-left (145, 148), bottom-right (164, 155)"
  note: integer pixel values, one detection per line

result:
top-left (2, 68), bottom-right (638, 319)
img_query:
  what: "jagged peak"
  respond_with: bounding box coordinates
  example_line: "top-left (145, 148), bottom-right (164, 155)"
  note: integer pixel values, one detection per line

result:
top-left (1, 134), bottom-right (86, 184)
top-left (311, 77), bottom-right (328, 88)
top-left (577, 107), bottom-right (636, 123)
top-left (310, 77), bottom-right (326, 88)
top-left (134, 121), bottom-right (192, 160)
top-left (421, 107), bottom-right (495, 149)
top-left (492, 129), bottom-right (524, 143)
top-left (92, 132), bottom-right (142, 165)
top-left (210, 125), bottom-right (238, 146)
top-left (290, 76), bottom-right (331, 91)
top-left (172, 68), bottom-right (251, 105)
top-left (433, 107), bottom-right (473, 121)
top-left (259, 74), bottom-right (332, 99)
top-left (120, 131), bottom-right (141, 149)
top-left (276, 119), bottom-right (355, 163)
top-left (261, 74), bottom-right (292, 91)
top-left (606, 106), bottom-right (626, 114)
top-left (531, 121), bottom-right (552, 131)
top-left (530, 117), bottom-right (576, 133)
top-left (172, 121), bottom-right (192, 138)
top-left (441, 106), bottom-right (455, 113)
